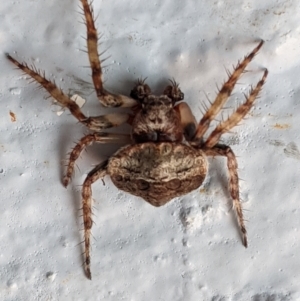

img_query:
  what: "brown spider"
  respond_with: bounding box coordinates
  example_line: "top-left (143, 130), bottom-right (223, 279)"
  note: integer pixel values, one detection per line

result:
top-left (6, 0), bottom-right (268, 280)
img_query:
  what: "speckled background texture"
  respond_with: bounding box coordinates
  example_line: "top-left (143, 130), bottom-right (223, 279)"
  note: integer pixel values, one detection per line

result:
top-left (0, 0), bottom-right (300, 300)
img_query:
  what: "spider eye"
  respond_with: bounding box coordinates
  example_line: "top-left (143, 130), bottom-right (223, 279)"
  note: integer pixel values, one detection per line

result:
top-left (179, 92), bottom-right (184, 101)
top-left (143, 95), bottom-right (155, 106)
top-left (159, 95), bottom-right (172, 106)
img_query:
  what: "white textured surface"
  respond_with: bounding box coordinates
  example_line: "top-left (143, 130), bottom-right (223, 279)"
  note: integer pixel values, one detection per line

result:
top-left (1, 0), bottom-right (300, 300)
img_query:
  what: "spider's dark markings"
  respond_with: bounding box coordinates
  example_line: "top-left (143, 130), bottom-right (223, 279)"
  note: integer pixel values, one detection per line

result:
top-left (6, 0), bottom-right (268, 280)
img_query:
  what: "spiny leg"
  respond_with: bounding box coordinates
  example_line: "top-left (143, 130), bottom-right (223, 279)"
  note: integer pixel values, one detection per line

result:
top-left (204, 145), bottom-right (247, 247)
top-left (82, 112), bottom-right (132, 132)
top-left (6, 54), bottom-right (132, 131)
top-left (6, 54), bottom-right (87, 122)
top-left (82, 160), bottom-right (107, 280)
top-left (63, 133), bottom-right (131, 187)
top-left (80, 0), bottom-right (137, 107)
top-left (194, 40), bottom-right (264, 142)
top-left (204, 69), bottom-right (268, 148)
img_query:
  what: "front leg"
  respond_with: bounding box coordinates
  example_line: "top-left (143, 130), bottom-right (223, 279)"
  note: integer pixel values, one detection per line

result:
top-left (194, 40), bottom-right (264, 141)
top-left (80, 0), bottom-right (137, 108)
top-left (204, 144), bottom-right (248, 247)
top-left (6, 54), bottom-right (132, 131)
top-left (6, 54), bottom-right (87, 122)
top-left (204, 69), bottom-right (268, 148)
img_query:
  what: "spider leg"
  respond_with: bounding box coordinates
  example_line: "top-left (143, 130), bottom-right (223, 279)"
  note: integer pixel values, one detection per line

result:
top-left (81, 160), bottom-right (108, 280)
top-left (204, 69), bottom-right (268, 148)
top-left (204, 145), bottom-right (247, 247)
top-left (83, 112), bottom-right (132, 132)
top-left (6, 54), bottom-right (133, 131)
top-left (63, 133), bottom-right (131, 187)
top-left (194, 40), bottom-right (264, 142)
top-left (174, 102), bottom-right (198, 142)
top-left (6, 54), bottom-right (87, 122)
top-left (80, 0), bottom-right (137, 108)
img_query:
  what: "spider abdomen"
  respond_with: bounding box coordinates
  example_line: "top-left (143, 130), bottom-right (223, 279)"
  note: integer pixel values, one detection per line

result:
top-left (108, 142), bottom-right (208, 206)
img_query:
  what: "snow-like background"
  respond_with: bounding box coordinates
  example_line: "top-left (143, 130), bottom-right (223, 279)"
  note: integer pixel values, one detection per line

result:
top-left (1, 0), bottom-right (300, 300)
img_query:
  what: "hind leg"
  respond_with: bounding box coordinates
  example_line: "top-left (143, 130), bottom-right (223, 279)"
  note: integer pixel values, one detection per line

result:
top-left (204, 144), bottom-right (247, 247)
top-left (81, 161), bottom-right (108, 280)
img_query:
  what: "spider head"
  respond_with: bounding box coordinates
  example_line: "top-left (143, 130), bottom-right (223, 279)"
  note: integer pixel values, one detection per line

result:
top-left (140, 94), bottom-right (173, 112)
top-left (131, 94), bottom-right (183, 143)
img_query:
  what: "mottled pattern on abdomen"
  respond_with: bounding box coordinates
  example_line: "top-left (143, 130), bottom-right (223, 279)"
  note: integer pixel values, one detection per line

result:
top-left (108, 142), bottom-right (208, 206)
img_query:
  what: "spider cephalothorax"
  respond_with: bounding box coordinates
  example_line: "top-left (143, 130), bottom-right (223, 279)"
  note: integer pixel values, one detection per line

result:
top-left (131, 94), bottom-right (183, 143)
top-left (7, 0), bottom-right (268, 280)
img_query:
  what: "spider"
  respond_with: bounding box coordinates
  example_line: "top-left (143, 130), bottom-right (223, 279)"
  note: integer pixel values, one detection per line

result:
top-left (6, 0), bottom-right (268, 280)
